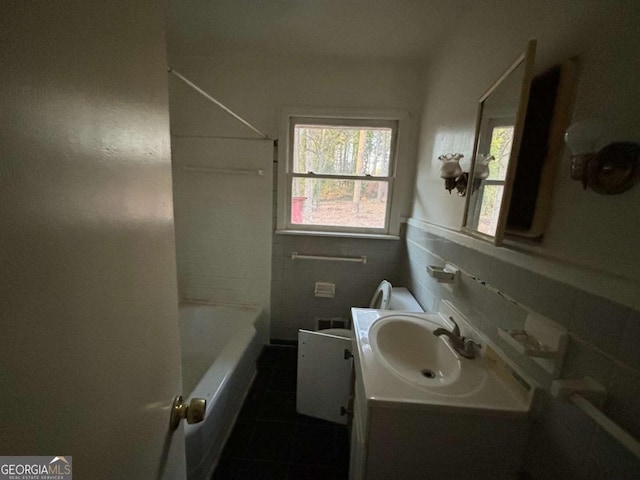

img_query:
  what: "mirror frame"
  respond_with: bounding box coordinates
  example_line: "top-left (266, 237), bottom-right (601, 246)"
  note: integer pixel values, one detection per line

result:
top-left (462, 39), bottom-right (537, 245)
top-left (505, 59), bottom-right (579, 240)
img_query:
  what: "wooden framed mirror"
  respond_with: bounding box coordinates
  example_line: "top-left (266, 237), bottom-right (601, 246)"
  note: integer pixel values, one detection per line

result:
top-left (462, 40), bottom-right (537, 245)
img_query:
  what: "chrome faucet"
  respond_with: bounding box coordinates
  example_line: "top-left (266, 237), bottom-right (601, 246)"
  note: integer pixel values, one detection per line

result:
top-left (433, 316), bottom-right (481, 359)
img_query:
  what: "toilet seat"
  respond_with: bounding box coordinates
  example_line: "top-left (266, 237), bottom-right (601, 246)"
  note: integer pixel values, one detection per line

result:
top-left (368, 280), bottom-right (424, 312)
top-left (369, 280), bottom-right (392, 309)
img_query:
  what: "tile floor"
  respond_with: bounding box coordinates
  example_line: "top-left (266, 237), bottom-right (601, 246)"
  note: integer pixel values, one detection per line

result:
top-left (212, 345), bottom-right (350, 479)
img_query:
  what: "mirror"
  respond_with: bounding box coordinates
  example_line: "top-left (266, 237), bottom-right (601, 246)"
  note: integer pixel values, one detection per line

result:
top-left (463, 40), bottom-right (536, 245)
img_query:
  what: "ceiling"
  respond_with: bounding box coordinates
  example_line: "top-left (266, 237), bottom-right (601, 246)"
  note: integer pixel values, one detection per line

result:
top-left (167, 0), bottom-right (467, 61)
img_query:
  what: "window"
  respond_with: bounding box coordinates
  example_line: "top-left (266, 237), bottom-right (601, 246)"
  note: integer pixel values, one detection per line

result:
top-left (277, 109), bottom-right (408, 237)
top-left (472, 119), bottom-right (514, 237)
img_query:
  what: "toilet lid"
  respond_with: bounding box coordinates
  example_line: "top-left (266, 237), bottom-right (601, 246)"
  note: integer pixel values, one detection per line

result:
top-left (369, 280), bottom-right (392, 309)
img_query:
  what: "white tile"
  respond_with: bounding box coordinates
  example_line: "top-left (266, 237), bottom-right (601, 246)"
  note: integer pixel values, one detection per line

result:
top-left (481, 258), bottom-right (513, 294)
top-left (481, 291), bottom-right (507, 342)
top-left (523, 397), bottom-right (596, 479)
top-left (570, 291), bottom-right (630, 357)
top-left (457, 275), bottom-right (487, 324)
top-left (531, 276), bottom-right (578, 328)
top-left (405, 239), bottom-right (430, 267)
top-left (605, 364), bottom-right (640, 440)
top-left (561, 337), bottom-right (614, 387)
top-left (500, 301), bottom-right (527, 330)
top-left (584, 429), bottom-right (640, 480)
top-left (462, 248), bottom-right (493, 280)
top-left (504, 265), bottom-right (540, 309)
top-left (618, 309), bottom-right (640, 371)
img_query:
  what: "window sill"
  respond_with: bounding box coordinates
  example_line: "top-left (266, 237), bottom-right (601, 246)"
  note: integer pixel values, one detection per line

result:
top-left (275, 229), bottom-right (400, 241)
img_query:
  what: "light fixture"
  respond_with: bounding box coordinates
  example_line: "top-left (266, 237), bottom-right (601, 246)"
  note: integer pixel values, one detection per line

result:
top-left (564, 120), bottom-right (640, 194)
top-left (439, 153), bottom-right (496, 196)
top-left (474, 154), bottom-right (495, 180)
top-left (439, 153), bottom-right (466, 195)
top-left (564, 120), bottom-right (606, 188)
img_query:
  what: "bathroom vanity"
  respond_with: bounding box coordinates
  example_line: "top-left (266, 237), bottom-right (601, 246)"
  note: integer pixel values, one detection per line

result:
top-left (349, 304), bottom-right (534, 480)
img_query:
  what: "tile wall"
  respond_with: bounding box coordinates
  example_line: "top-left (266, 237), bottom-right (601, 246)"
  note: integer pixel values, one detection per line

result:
top-left (270, 234), bottom-right (403, 341)
top-left (402, 222), bottom-right (640, 479)
top-left (172, 138), bottom-right (273, 309)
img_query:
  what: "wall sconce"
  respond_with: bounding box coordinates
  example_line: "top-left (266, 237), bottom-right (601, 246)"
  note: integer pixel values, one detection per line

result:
top-left (439, 153), bottom-right (495, 196)
top-left (564, 120), bottom-right (640, 194)
top-left (439, 153), bottom-right (467, 195)
top-left (474, 154), bottom-right (495, 181)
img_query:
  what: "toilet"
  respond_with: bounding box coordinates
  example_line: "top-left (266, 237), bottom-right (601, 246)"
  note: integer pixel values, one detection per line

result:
top-left (296, 280), bottom-right (423, 424)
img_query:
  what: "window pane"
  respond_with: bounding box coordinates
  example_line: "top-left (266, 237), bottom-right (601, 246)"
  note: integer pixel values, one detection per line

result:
top-left (291, 178), bottom-right (388, 229)
top-left (488, 126), bottom-right (514, 181)
top-left (293, 124), bottom-right (392, 176)
top-left (477, 184), bottom-right (504, 237)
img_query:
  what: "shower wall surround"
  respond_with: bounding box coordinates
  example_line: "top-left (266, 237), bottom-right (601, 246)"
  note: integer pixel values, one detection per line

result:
top-left (402, 221), bottom-right (640, 478)
top-left (172, 137), bottom-right (273, 312)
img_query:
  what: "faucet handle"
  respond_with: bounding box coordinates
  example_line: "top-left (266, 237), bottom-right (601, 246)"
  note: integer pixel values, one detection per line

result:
top-left (447, 316), bottom-right (461, 337)
top-left (463, 338), bottom-right (481, 358)
top-left (464, 338), bottom-right (481, 349)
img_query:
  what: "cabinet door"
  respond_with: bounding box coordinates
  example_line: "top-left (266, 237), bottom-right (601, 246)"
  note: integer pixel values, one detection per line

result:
top-left (296, 330), bottom-right (353, 424)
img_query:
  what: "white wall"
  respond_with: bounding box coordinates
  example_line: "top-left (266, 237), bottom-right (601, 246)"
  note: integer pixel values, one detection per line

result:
top-left (168, 54), bottom-right (424, 339)
top-left (168, 55), bottom-right (424, 139)
top-left (411, 0), bottom-right (640, 289)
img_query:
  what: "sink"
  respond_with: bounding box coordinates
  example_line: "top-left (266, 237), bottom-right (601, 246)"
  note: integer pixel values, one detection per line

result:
top-left (370, 314), bottom-right (461, 387)
top-left (352, 307), bottom-right (534, 410)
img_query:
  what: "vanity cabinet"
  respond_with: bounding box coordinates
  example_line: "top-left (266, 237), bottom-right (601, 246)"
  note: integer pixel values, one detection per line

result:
top-left (349, 305), bottom-right (532, 480)
top-left (348, 365), bottom-right (367, 480)
top-left (349, 354), bottom-right (529, 480)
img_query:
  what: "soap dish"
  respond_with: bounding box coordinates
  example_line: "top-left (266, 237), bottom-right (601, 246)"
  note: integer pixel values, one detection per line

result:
top-left (498, 312), bottom-right (568, 377)
top-left (427, 263), bottom-right (458, 283)
top-left (498, 329), bottom-right (558, 358)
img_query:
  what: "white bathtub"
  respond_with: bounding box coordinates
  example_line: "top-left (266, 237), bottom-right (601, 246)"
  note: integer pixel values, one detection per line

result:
top-left (179, 303), bottom-right (263, 480)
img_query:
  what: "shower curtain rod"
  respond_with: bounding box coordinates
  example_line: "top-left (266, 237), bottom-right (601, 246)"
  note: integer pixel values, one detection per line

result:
top-left (168, 66), bottom-right (271, 140)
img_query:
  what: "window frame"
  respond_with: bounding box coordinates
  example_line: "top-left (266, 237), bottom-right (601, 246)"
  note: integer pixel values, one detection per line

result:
top-left (276, 107), bottom-right (409, 238)
top-left (469, 116), bottom-right (515, 236)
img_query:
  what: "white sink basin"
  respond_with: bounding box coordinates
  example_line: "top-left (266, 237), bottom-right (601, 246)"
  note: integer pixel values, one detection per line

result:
top-left (370, 315), bottom-right (461, 387)
top-left (352, 308), bottom-right (533, 413)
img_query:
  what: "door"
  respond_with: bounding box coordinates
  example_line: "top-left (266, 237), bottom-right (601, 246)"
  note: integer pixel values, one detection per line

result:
top-left (296, 331), bottom-right (353, 424)
top-left (0, 3), bottom-right (186, 479)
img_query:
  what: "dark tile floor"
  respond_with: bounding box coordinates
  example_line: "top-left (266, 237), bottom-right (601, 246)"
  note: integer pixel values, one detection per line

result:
top-left (212, 346), bottom-right (350, 480)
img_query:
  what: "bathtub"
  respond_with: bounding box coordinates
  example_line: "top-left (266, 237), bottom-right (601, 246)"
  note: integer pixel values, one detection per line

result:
top-left (179, 303), bottom-right (263, 480)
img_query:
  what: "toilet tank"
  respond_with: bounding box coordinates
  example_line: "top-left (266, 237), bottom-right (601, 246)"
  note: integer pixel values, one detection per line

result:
top-left (388, 287), bottom-right (423, 312)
